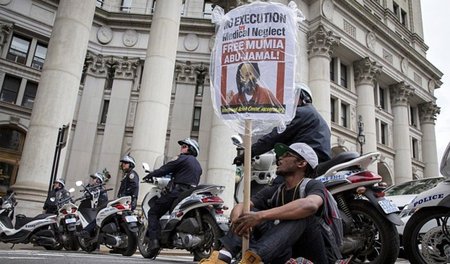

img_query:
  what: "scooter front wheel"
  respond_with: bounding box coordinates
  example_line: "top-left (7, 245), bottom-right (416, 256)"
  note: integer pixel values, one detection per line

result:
top-left (403, 207), bottom-right (450, 264)
top-left (137, 224), bottom-right (159, 259)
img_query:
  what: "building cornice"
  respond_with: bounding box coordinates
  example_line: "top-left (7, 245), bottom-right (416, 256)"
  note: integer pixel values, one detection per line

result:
top-left (334, 0), bottom-right (443, 84)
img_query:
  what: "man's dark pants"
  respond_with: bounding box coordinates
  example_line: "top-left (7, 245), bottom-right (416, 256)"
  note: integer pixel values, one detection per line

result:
top-left (220, 215), bottom-right (327, 264)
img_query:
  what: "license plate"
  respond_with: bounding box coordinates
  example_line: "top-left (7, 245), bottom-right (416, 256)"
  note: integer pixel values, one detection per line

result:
top-left (215, 215), bottom-right (229, 224)
top-left (125, 215), bottom-right (137, 223)
top-left (65, 218), bottom-right (77, 224)
top-left (378, 199), bottom-right (400, 214)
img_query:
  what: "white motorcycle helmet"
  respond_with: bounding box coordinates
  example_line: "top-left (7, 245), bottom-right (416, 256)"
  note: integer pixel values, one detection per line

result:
top-left (120, 154), bottom-right (136, 168)
top-left (295, 83), bottom-right (313, 104)
top-left (90, 172), bottom-right (105, 184)
top-left (178, 138), bottom-right (200, 157)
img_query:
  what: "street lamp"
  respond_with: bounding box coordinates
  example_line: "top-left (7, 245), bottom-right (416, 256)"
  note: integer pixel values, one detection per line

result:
top-left (357, 115), bottom-right (365, 155)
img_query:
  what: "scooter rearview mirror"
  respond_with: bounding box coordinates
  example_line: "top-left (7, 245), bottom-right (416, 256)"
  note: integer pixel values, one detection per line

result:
top-left (231, 135), bottom-right (243, 146)
top-left (142, 162), bottom-right (150, 172)
top-left (68, 188), bottom-right (75, 193)
top-left (75, 180), bottom-right (83, 187)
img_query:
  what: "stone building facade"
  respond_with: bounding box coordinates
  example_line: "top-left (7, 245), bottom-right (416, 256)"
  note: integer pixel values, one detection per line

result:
top-left (0, 0), bottom-right (442, 214)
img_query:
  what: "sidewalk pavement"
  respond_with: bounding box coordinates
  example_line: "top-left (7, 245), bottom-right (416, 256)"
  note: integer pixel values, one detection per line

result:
top-left (0, 243), bottom-right (411, 263)
top-left (0, 242), bottom-right (191, 256)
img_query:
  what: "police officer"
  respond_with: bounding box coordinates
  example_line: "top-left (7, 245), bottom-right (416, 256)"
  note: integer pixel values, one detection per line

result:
top-left (142, 138), bottom-right (202, 251)
top-left (43, 178), bottom-right (69, 214)
top-left (234, 83), bottom-right (331, 183)
top-left (118, 154), bottom-right (139, 211)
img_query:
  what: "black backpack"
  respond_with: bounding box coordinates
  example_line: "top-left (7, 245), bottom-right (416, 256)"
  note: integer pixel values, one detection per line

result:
top-left (299, 178), bottom-right (343, 264)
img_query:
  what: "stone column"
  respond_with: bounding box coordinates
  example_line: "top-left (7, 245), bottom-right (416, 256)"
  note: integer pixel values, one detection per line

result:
top-left (200, 66), bottom-right (236, 209)
top-left (390, 82), bottom-right (415, 184)
top-left (307, 25), bottom-right (340, 126)
top-left (207, 114), bottom-right (237, 209)
top-left (99, 57), bottom-right (139, 191)
top-left (13, 0), bottom-right (96, 216)
top-left (65, 52), bottom-right (108, 186)
top-left (419, 102), bottom-right (440, 178)
top-left (130, 0), bottom-right (183, 203)
top-left (167, 61), bottom-right (197, 156)
top-left (354, 57), bottom-right (381, 159)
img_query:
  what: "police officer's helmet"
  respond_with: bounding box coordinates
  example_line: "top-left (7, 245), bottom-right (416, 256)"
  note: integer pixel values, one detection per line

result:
top-left (54, 178), bottom-right (65, 188)
top-left (295, 83), bottom-right (313, 104)
top-left (90, 172), bottom-right (105, 184)
top-left (120, 154), bottom-right (136, 168)
top-left (178, 138), bottom-right (200, 157)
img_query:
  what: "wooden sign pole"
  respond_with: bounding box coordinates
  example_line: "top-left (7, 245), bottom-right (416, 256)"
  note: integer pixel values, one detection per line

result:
top-left (242, 119), bottom-right (252, 252)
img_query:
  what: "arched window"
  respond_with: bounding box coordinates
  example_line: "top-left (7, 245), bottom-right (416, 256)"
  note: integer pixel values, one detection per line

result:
top-left (0, 126), bottom-right (25, 194)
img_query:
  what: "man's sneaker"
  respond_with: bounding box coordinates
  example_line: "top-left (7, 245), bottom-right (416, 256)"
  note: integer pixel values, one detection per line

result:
top-left (199, 250), bottom-right (229, 264)
top-left (285, 257), bottom-right (313, 264)
top-left (239, 250), bottom-right (262, 264)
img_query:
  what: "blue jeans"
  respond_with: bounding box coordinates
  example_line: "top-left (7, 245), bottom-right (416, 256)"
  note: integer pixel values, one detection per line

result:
top-left (220, 215), bottom-right (327, 264)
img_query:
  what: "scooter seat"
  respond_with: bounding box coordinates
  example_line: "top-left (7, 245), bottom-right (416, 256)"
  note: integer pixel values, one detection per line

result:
top-left (168, 185), bottom-right (214, 212)
top-left (14, 213), bottom-right (54, 229)
top-left (316, 152), bottom-right (360, 177)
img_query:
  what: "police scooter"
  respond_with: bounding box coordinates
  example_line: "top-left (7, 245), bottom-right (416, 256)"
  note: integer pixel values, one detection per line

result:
top-left (75, 181), bottom-right (139, 256)
top-left (137, 162), bottom-right (229, 261)
top-left (402, 141), bottom-right (450, 264)
top-left (0, 191), bottom-right (60, 249)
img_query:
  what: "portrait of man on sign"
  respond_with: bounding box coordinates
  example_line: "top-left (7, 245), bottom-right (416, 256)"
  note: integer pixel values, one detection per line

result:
top-left (228, 62), bottom-right (278, 107)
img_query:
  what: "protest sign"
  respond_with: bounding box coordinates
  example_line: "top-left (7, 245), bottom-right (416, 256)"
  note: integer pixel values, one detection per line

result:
top-left (211, 1), bottom-right (299, 127)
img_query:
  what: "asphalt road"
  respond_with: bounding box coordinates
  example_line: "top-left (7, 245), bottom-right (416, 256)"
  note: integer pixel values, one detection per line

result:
top-left (0, 243), bottom-right (410, 263)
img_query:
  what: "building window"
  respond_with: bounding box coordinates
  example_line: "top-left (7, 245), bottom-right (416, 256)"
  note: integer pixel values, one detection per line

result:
top-left (203, 1), bottom-right (214, 18)
top-left (100, 100), bottom-right (110, 124)
top-left (393, 2), bottom-right (399, 17)
top-left (21, 81), bottom-right (38, 109)
top-left (192, 107), bottom-right (201, 132)
top-left (375, 84), bottom-right (387, 110)
top-left (330, 97), bottom-right (336, 123)
top-left (401, 9), bottom-right (407, 26)
top-left (340, 102), bottom-right (348, 128)
top-left (340, 64), bottom-right (348, 88)
top-left (151, 0), bottom-right (157, 13)
top-left (0, 75), bottom-right (21, 104)
top-left (330, 58), bottom-right (335, 82)
top-left (0, 127), bottom-right (23, 151)
top-left (409, 106), bottom-right (418, 128)
top-left (411, 137), bottom-right (419, 159)
top-left (121, 0), bottom-right (132, 12)
top-left (31, 43), bottom-right (47, 70)
top-left (6, 35), bottom-right (31, 65)
top-left (379, 86), bottom-right (386, 110)
top-left (380, 121), bottom-right (388, 145)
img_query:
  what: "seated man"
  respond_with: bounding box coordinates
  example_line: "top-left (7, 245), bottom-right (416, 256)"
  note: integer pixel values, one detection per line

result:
top-left (201, 143), bottom-right (328, 264)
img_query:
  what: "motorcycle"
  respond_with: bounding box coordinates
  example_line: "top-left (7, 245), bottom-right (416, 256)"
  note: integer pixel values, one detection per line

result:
top-left (137, 162), bottom-right (229, 260)
top-left (0, 191), bottom-right (61, 249)
top-left (51, 188), bottom-right (81, 251)
top-left (231, 136), bottom-right (402, 264)
top-left (232, 135), bottom-right (277, 203)
top-left (75, 181), bottom-right (139, 256)
top-left (0, 190), bottom-right (16, 221)
top-left (401, 142), bottom-right (450, 264)
top-left (315, 151), bottom-right (402, 264)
